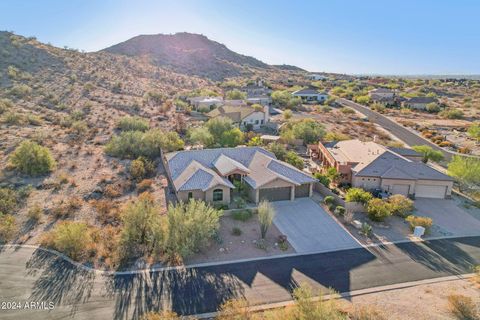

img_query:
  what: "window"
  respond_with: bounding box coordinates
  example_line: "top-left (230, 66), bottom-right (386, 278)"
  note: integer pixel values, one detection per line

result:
top-left (260, 120), bottom-right (264, 124)
top-left (213, 189), bottom-right (223, 202)
top-left (188, 192), bottom-right (193, 199)
top-left (255, 120), bottom-right (259, 125)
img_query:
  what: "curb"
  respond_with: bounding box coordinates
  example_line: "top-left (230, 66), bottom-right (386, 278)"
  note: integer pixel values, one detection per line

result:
top-left (2, 234), bottom-right (480, 275)
top-left (193, 273), bottom-right (476, 319)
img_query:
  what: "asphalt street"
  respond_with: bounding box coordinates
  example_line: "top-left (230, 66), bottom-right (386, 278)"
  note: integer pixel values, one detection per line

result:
top-left (0, 236), bottom-right (479, 319)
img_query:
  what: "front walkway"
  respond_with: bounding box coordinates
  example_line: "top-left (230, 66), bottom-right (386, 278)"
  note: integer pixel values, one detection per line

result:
top-left (272, 198), bottom-right (361, 253)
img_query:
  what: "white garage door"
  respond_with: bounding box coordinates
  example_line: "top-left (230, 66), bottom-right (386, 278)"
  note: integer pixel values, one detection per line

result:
top-left (391, 184), bottom-right (410, 196)
top-left (415, 184), bottom-right (447, 199)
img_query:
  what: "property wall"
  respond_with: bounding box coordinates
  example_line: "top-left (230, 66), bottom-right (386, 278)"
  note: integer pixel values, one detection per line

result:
top-left (352, 176), bottom-right (381, 190)
top-left (177, 190), bottom-right (205, 203)
top-left (205, 185), bottom-right (231, 205)
top-left (313, 183), bottom-right (345, 206)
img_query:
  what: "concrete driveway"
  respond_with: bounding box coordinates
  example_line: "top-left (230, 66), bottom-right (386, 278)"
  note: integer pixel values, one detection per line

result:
top-left (415, 198), bottom-right (480, 237)
top-left (272, 198), bottom-right (361, 253)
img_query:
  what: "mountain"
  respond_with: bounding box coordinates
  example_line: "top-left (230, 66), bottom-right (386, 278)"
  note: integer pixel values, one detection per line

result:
top-left (102, 32), bottom-right (274, 81)
top-left (273, 64), bottom-right (306, 72)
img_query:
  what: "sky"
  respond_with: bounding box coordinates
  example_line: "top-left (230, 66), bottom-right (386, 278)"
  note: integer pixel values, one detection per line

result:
top-left (1, 0), bottom-right (480, 75)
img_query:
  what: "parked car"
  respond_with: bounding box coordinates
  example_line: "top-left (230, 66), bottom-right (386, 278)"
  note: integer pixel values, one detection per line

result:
top-left (371, 188), bottom-right (389, 199)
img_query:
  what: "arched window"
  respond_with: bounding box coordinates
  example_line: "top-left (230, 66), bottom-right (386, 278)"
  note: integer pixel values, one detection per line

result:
top-left (213, 189), bottom-right (223, 201)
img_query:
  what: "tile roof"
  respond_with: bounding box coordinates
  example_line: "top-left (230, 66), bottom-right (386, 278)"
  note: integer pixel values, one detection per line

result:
top-left (207, 105), bottom-right (261, 122)
top-left (166, 147), bottom-right (316, 192)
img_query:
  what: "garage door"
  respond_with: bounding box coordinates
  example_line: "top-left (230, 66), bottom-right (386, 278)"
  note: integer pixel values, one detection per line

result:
top-left (391, 184), bottom-right (410, 196)
top-left (259, 187), bottom-right (291, 202)
top-left (415, 184), bottom-right (446, 199)
top-left (295, 184), bottom-right (310, 198)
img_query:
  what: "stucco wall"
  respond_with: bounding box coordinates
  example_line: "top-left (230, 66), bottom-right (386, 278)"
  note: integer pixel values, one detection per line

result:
top-left (241, 111), bottom-right (266, 129)
top-left (205, 185), bottom-right (231, 204)
top-left (261, 178), bottom-right (295, 189)
top-left (352, 176), bottom-right (381, 189)
top-left (177, 190), bottom-right (205, 203)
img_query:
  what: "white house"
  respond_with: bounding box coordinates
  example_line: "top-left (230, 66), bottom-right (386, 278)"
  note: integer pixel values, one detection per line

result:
top-left (207, 105), bottom-right (269, 131)
top-left (307, 74), bottom-right (327, 81)
top-left (368, 88), bottom-right (395, 99)
top-left (292, 88), bottom-right (329, 103)
top-left (188, 96), bottom-right (224, 111)
top-left (247, 95), bottom-right (272, 106)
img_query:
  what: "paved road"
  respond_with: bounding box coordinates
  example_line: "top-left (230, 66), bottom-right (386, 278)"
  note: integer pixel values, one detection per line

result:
top-left (336, 98), bottom-right (454, 161)
top-left (1, 237), bottom-right (480, 319)
top-left (272, 198), bottom-right (360, 252)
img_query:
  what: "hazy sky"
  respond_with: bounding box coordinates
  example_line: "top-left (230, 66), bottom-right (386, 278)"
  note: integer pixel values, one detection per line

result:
top-left (1, 0), bottom-right (480, 74)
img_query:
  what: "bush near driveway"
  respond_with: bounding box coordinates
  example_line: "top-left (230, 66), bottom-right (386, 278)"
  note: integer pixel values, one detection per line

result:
top-left (367, 198), bottom-right (392, 221)
top-left (388, 194), bottom-right (414, 217)
top-left (405, 215), bottom-right (433, 232)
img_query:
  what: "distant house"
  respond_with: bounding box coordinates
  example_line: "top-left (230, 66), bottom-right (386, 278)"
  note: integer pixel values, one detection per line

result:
top-left (292, 88), bottom-right (329, 103)
top-left (207, 105), bottom-right (269, 131)
top-left (246, 95), bottom-right (272, 106)
top-left (188, 96), bottom-right (224, 111)
top-left (309, 139), bottom-right (453, 199)
top-left (164, 147), bottom-right (317, 204)
top-left (403, 97), bottom-right (438, 110)
top-left (306, 74), bottom-right (327, 81)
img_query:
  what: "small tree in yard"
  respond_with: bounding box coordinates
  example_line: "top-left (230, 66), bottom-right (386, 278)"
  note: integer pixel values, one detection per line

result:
top-left (164, 200), bottom-right (222, 263)
top-left (412, 145), bottom-right (444, 163)
top-left (120, 193), bottom-right (164, 255)
top-left (367, 198), bottom-right (392, 222)
top-left (9, 140), bottom-right (56, 175)
top-left (388, 194), bottom-right (414, 217)
top-left (258, 200), bottom-right (275, 239)
top-left (345, 188), bottom-right (372, 204)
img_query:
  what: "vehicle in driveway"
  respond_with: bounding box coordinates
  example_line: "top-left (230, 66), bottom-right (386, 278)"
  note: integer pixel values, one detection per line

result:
top-left (272, 198), bottom-right (361, 253)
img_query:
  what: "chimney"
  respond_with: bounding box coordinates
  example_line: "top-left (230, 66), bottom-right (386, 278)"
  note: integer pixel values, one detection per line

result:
top-left (264, 104), bottom-right (269, 123)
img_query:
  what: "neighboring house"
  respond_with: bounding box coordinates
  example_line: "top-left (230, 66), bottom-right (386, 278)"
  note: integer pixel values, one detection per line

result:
top-left (188, 96), bottom-right (224, 111)
top-left (403, 97), bottom-right (438, 110)
top-left (292, 88), bottom-right (329, 103)
top-left (164, 147), bottom-right (317, 205)
top-left (207, 105), bottom-right (269, 130)
top-left (306, 74), bottom-right (327, 81)
top-left (223, 99), bottom-right (248, 106)
top-left (368, 88), bottom-right (395, 99)
top-left (310, 139), bottom-right (453, 199)
top-left (241, 83), bottom-right (272, 97)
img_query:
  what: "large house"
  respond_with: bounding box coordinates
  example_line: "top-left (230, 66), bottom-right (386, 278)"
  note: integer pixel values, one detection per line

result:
top-left (292, 88), bottom-right (329, 103)
top-left (309, 139), bottom-right (453, 199)
top-left (164, 147), bottom-right (317, 205)
top-left (368, 88), bottom-right (396, 105)
top-left (207, 105), bottom-right (269, 131)
top-left (403, 97), bottom-right (438, 110)
top-left (187, 96), bottom-right (224, 111)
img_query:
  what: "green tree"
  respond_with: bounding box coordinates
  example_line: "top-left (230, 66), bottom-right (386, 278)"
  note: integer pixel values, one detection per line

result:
top-left (225, 89), bottom-right (246, 100)
top-left (448, 156), bottom-right (480, 187)
top-left (281, 119), bottom-right (325, 144)
top-left (9, 140), bottom-right (56, 176)
top-left (189, 127), bottom-right (214, 147)
top-left (426, 102), bottom-right (440, 113)
top-left (258, 200), bottom-right (275, 239)
top-left (345, 188), bottom-right (372, 204)
top-left (326, 167), bottom-right (340, 184)
top-left (164, 199), bottom-right (222, 262)
top-left (285, 151), bottom-right (304, 169)
top-left (120, 193), bottom-right (164, 254)
top-left (267, 142), bottom-right (288, 161)
top-left (355, 95), bottom-right (370, 104)
top-left (205, 117), bottom-right (243, 147)
top-left (42, 221), bottom-right (92, 260)
top-left (313, 172), bottom-right (330, 187)
top-left (412, 145), bottom-right (444, 163)
top-left (247, 136), bottom-right (262, 146)
top-left (467, 123), bottom-right (480, 142)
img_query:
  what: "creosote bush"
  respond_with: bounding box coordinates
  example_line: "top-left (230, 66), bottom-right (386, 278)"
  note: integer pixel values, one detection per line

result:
top-left (117, 116), bottom-right (149, 132)
top-left (9, 140), bottom-right (56, 175)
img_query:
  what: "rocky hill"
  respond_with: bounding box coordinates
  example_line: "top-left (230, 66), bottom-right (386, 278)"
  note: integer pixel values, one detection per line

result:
top-left (103, 32), bottom-right (275, 80)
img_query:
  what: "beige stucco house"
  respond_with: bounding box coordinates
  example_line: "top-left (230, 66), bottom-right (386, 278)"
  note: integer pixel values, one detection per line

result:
top-left (310, 139), bottom-right (453, 199)
top-left (207, 105), bottom-right (269, 131)
top-left (164, 147), bottom-right (316, 205)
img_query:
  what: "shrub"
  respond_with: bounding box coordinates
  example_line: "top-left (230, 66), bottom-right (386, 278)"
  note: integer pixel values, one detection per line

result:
top-left (0, 214), bottom-right (17, 243)
top-left (258, 200), bottom-right (275, 239)
top-left (0, 99), bottom-right (13, 114)
top-left (117, 116), bottom-right (149, 132)
top-left (281, 118), bottom-right (325, 144)
top-left (340, 107), bottom-right (355, 114)
top-left (43, 221), bottom-right (95, 260)
top-left (314, 172), bottom-right (330, 187)
top-left (426, 102), bottom-right (440, 113)
top-left (71, 120), bottom-right (88, 135)
top-left (141, 311), bottom-right (181, 320)
top-left (27, 204), bottom-right (43, 222)
top-left (447, 294), bottom-right (479, 320)
top-left (334, 205), bottom-right (346, 216)
top-left (360, 222), bottom-right (373, 237)
top-left (367, 198), bottom-right (392, 221)
top-left (0, 188), bottom-right (17, 215)
top-left (232, 209), bottom-right (253, 222)
top-left (3, 111), bottom-right (24, 125)
top-left (405, 215), bottom-right (433, 231)
top-left (137, 179), bottom-right (153, 193)
top-left (9, 140), bottom-right (56, 176)
top-left (285, 151), bottom-right (304, 169)
top-left (233, 197), bottom-right (246, 209)
top-left (388, 194), bottom-right (414, 217)
top-left (130, 158), bottom-right (146, 181)
top-left (267, 142), bottom-right (287, 161)
top-left (323, 196), bottom-right (335, 205)
top-left (439, 108), bottom-right (464, 119)
top-left (345, 188), bottom-right (373, 204)
top-left (231, 227), bottom-right (242, 236)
